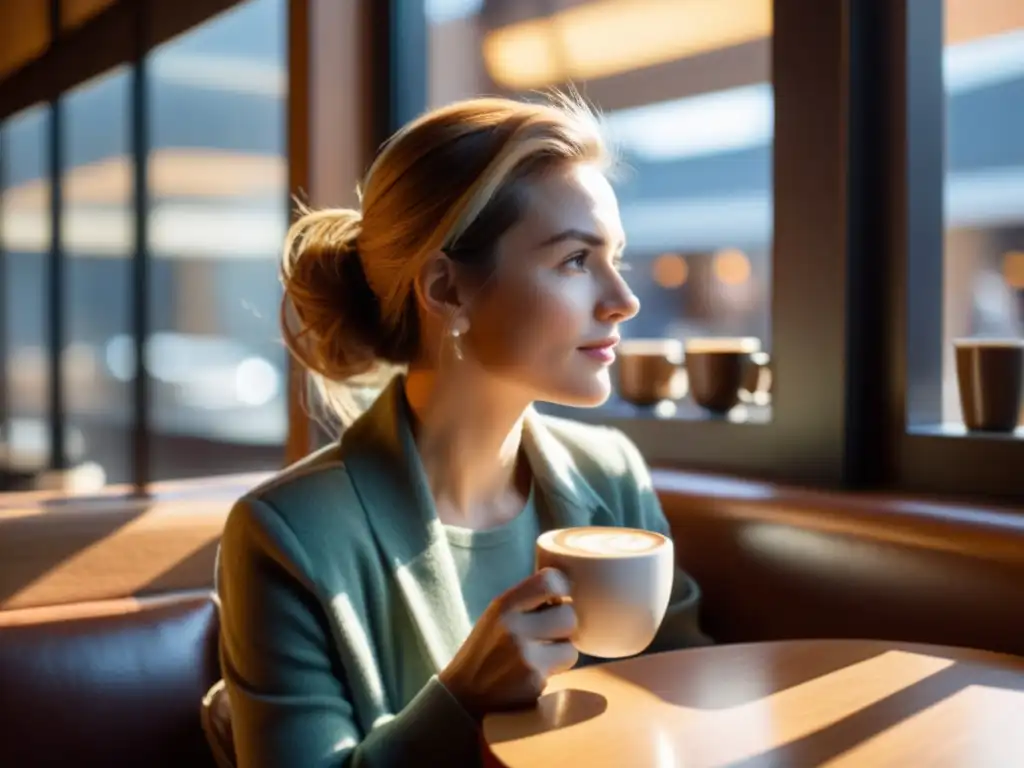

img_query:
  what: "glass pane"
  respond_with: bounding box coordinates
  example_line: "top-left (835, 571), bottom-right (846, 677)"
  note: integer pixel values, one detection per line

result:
top-left (941, 0), bottom-right (1024, 431)
top-left (1, 105), bottom-right (52, 477)
top-left (62, 67), bottom-right (133, 484)
top-left (146, 0), bottom-right (288, 480)
top-left (426, 0), bottom-right (774, 422)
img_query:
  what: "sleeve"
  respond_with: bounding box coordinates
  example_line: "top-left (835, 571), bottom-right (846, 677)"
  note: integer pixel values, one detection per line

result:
top-left (612, 431), bottom-right (714, 651)
top-left (217, 497), bottom-right (484, 768)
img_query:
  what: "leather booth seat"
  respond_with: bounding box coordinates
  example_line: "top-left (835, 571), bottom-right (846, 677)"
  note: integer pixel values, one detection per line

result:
top-left (0, 593), bottom-right (221, 768)
top-left (656, 470), bottom-right (1024, 658)
top-left (1, 470), bottom-right (1023, 766)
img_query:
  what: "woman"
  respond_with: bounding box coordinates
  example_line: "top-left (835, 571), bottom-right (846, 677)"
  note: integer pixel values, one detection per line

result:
top-left (215, 93), bottom-right (710, 767)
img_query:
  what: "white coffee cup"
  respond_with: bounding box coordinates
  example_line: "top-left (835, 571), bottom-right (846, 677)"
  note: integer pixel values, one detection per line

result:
top-left (535, 526), bottom-right (674, 659)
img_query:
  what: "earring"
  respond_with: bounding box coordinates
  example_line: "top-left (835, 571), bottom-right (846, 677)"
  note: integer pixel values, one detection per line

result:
top-left (450, 318), bottom-right (469, 361)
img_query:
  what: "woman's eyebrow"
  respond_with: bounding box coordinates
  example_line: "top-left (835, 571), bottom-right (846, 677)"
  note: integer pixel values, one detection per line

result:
top-left (534, 228), bottom-right (606, 248)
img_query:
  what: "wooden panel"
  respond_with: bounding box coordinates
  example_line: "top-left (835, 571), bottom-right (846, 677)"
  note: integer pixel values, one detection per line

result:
top-left (0, 472), bottom-right (267, 610)
top-left (0, 0), bottom-right (50, 78)
top-left (60, 0), bottom-right (117, 30)
top-left (0, 0), bottom-right (244, 120)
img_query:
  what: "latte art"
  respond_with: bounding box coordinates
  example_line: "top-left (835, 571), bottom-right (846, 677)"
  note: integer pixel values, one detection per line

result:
top-left (546, 527), bottom-right (664, 557)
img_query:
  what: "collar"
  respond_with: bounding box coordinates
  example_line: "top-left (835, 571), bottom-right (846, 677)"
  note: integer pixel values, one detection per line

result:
top-left (340, 377), bottom-right (610, 670)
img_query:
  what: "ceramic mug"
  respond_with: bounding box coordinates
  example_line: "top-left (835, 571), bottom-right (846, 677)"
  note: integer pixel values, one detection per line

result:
top-left (535, 526), bottom-right (674, 659)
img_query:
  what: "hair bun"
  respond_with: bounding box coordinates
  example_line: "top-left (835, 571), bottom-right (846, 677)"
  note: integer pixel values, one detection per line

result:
top-left (280, 207), bottom-right (383, 385)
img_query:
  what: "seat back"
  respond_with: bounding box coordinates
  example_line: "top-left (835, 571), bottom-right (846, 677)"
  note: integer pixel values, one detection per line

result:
top-left (0, 592), bottom-right (221, 768)
top-left (656, 470), bottom-right (1024, 656)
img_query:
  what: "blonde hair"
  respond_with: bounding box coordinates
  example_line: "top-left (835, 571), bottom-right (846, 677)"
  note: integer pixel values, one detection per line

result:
top-left (281, 92), bottom-right (609, 426)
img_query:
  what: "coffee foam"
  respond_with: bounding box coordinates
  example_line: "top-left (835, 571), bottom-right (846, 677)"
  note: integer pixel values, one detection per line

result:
top-left (684, 337), bottom-right (761, 354)
top-left (953, 337), bottom-right (1024, 349)
top-left (540, 527), bottom-right (665, 557)
top-left (618, 338), bottom-right (684, 359)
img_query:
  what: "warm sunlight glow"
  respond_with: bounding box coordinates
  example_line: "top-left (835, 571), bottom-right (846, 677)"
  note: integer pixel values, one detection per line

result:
top-left (478, 0), bottom-right (1024, 91)
top-left (1003, 250), bottom-right (1024, 289)
top-left (1, 149), bottom-right (287, 258)
top-left (5, 505), bottom-right (223, 609)
top-left (713, 248), bottom-right (752, 285)
top-left (3, 149), bottom-right (285, 208)
top-left (680, 651), bottom-right (956, 764)
top-left (482, 0), bottom-right (773, 89)
top-left (652, 253), bottom-right (689, 288)
top-left (490, 648), bottom-right (958, 766)
top-left (824, 684), bottom-right (1024, 765)
top-left (946, 0), bottom-right (1024, 45)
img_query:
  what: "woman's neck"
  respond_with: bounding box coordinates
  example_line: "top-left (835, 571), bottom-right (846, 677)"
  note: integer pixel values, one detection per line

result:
top-left (403, 368), bottom-right (533, 529)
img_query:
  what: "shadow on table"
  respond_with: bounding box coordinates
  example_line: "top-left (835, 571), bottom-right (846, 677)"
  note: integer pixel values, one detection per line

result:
top-left (596, 640), bottom-right (890, 710)
top-left (485, 689), bottom-right (608, 745)
top-left (727, 660), bottom-right (1024, 767)
top-left (596, 640), bottom-right (1024, 766)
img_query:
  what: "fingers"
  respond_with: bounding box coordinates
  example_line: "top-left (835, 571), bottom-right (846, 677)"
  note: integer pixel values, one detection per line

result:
top-left (522, 639), bottom-right (579, 677)
top-left (511, 602), bottom-right (576, 641)
top-left (545, 640), bottom-right (579, 674)
top-left (503, 568), bottom-right (572, 613)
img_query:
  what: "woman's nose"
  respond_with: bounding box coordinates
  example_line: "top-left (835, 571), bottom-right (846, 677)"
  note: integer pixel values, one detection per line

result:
top-left (597, 273), bottom-right (641, 323)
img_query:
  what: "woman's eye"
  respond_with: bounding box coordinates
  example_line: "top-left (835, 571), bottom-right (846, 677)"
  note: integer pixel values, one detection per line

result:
top-left (563, 250), bottom-right (589, 270)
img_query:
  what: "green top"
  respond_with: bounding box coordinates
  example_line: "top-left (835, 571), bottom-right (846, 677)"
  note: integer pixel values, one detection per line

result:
top-left (444, 484), bottom-right (542, 624)
top-left (216, 377), bottom-right (711, 767)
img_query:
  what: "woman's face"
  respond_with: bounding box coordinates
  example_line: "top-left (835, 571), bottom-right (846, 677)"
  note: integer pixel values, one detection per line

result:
top-left (463, 162), bottom-right (640, 407)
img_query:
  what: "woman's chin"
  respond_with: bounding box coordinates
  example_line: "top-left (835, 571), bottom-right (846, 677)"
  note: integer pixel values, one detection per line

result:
top-left (547, 377), bottom-right (613, 409)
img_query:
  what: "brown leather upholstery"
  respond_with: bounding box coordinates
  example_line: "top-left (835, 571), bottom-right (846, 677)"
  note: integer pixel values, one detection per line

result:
top-left (0, 592), bottom-right (220, 768)
top-left (655, 469), bottom-right (1024, 657)
top-left (0, 475), bottom-right (252, 768)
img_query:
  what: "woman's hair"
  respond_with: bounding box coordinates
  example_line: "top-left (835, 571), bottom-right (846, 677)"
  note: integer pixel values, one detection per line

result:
top-left (280, 91), bottom-right (610, 426)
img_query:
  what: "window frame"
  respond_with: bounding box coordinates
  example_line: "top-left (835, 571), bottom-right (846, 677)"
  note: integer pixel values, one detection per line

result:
top-left (0, 116), bottom-right (7, 448)
top-left (882, 0), bottom-right (1024, 503)
top-left (0, 0), bottom-right (281, 492)
top-left (0, 0), bottom-right (247, 118)
top-left (403, 0), bottom-right (883, 488)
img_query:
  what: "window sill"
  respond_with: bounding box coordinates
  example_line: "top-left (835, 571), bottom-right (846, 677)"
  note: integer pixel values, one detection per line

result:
top-left (909, 423), bottom-right (1024, 440)
top-left (541, 398), bottom-right (773, 426)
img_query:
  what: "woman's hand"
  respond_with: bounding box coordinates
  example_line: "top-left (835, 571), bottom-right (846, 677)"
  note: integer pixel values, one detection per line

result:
top-left (438, 567), bottom-right (578, 718)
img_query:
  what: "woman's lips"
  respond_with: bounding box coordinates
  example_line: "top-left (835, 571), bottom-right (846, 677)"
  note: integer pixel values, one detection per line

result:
top-left (578, 341), bottom-right (618, 365)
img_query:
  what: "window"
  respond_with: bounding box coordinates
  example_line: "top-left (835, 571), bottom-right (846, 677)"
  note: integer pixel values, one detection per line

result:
top-left (936, 2), bottom-right (1024, 432)
top-left (146, 0), bottom-right (288, 480)
top-left (409, 1), bottom-right (854, 481)
top-left (427, 0), bottom-right (774, 424)
top-left (61, 68), bottom-right (133, 484)
top-left (1, 105), bottom-right (52, 479)
top-left (889, 0), bottom-right (1024, 500)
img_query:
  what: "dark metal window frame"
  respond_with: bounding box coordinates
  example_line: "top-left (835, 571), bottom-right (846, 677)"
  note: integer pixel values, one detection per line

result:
top-left (0, 0), bottom-right (248, 492)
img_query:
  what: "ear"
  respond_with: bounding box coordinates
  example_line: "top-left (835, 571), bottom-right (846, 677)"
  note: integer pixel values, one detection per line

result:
top-left (413, 250), bottom-right (469, 323)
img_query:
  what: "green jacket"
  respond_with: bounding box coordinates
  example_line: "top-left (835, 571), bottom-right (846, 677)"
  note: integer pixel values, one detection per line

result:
top-left (217, 378), bottom-right (709, 767)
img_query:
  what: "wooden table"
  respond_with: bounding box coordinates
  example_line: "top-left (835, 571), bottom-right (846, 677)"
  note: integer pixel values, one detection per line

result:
top-left (483, 639), bottom-right (1024, 767)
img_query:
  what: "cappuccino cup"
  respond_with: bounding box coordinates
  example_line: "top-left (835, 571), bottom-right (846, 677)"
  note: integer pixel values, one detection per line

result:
top-left (954, 338), bottom-right (1024, 432)
top-left (684, 336), bottom-right (769, 414)
top-left (616, 338), bottom-right (686, 406)
top-left (535, 526), bottom-right (674, 659)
